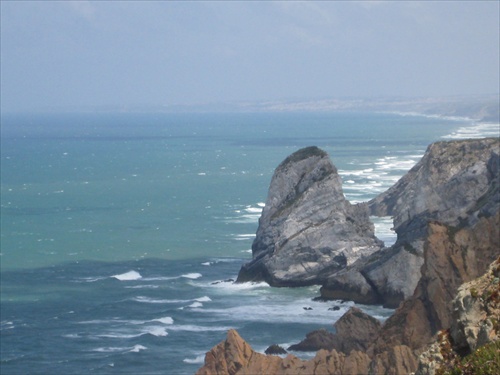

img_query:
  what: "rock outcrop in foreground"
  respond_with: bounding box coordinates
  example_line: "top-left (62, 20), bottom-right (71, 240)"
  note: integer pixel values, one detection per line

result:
top-left (416, 258), bottom-right (500, 374)
top-left (237, 146), bottom-right (383, 286)
top-left (198, 138), bottom-right (500, 375)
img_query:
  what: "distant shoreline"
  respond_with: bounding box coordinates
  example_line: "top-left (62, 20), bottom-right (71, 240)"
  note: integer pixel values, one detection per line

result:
top-left (3, 95), bottom-right (499, 123)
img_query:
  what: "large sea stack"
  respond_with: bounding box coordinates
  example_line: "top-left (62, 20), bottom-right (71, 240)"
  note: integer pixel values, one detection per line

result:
top-left (236, 146), bottom-right (383, 287)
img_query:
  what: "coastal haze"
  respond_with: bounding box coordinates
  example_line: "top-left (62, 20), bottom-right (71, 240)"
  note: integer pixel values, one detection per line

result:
top-left (1, 1), bottom-right (499, 113)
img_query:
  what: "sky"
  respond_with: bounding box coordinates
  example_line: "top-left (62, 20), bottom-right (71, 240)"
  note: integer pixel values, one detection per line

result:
top-left (1, 1), bottom-right (499, 112)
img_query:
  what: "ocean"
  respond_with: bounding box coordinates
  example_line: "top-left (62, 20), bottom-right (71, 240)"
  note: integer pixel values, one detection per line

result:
top-left (1, 112), bottom-right (498, 374)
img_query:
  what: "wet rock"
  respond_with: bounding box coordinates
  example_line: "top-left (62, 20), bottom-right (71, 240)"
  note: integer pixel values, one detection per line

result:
top-left (264, 344), bottom-right (287, 355)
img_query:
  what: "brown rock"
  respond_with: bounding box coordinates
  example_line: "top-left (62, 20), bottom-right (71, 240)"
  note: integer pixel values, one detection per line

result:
top-left (369, 345), bottom-right (419, 375)
top-left (196, 329), bottom-right (371, 375)
top-left (333, 307), bottom-right (382, 353)
top-left (288, 307), bottom-right (382, 353)
top-left (288, 329), bottom-right (336, 352)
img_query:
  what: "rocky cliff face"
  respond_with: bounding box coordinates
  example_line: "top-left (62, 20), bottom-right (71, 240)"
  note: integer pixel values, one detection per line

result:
top-left (197, 245), bottom-right (499, 375)
top-left (370, 138), bottom-right (499, 229)
top-left (237, 146), bottom-right (383, 287)
top-left (288, 307), bottom-right (381, 353)
top-left (416, 257), bottom-right (500, 375)
top-left (197, 138), bottom-right (500, 375)
top-left (321, 138), bottom-right (499, 307)
top-left (195, 329), bottom-right (372, 375)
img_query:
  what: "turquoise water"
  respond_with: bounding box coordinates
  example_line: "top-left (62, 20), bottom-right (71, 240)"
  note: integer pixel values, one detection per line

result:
top-left (1, 112), bottom-right (492, 374)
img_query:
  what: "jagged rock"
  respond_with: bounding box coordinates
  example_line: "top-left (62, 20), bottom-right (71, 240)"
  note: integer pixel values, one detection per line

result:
top-left (322, 138), bottom-right (500, 308)
top-left (265, 344), bottom-right (287, 355)
top-left (198, 139), bottom-right (500, 375)
top-left (370, 212), bottom-right (500, 359)
top-left (236, 146), bottom-right (383, 287)
top-left (416, 257), bottom-right (500, 375)
top-left (332, 307), bottom-right (382, 353)
top-left (196, 258), bottom-right (500, 375)
top-left (450, 257), bottom-right (500, 354)
top-left (288, 329), bottom-right (336, 352)
top-left (196, 329), bottom-right (371, 375)
top-left (369, 138), bottom-right (499, 229)
top-left (369, 345), bottom-right (419, 375)
top-left (288, 307), bottom-right (381, 353)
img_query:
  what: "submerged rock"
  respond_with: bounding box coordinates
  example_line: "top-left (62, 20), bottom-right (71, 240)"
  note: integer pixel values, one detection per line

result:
top-left (236, 146), bottom-right (383, 287)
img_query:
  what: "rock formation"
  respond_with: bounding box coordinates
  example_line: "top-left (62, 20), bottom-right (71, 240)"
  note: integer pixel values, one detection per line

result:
top-left (321, 138), bottom-right (499, 308)
top-left (288, 307), bottom-right (381, 353)
top-left (195, 329), bottom-right (372, 375)
top-left (416, 257), bottom-right (500, 375)
top-left (197, 138), bottom-right (500, 375)
top-left (237, 146), bottom-right (383, 287)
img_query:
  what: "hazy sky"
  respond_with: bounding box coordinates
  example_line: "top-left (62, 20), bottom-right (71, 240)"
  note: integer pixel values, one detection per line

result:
top-left (1, 1), bottom-right (499, 112)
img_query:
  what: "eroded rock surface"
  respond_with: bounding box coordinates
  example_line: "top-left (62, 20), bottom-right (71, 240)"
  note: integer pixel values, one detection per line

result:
top-left (237, 146), bottom-right (382, 287)
top-left (288, 307), bottom-right (381, 353)
top-left (322, 138), bottom-right (499, 307)
top-left (416, 257), bottom-right (500, 375)
top-left (197, 138), bottom-right (500, 375)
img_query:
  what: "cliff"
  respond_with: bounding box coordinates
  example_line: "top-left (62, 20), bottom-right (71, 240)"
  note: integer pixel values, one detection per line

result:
top-left (197, 138), bottom-right (500, 375)
top-left (197, 255), bottom-right (500, 375)
top-left (416, 258), bottom-right (500, 375)
top-left (237, 146), bottom-right (383, 287)
top-left (321, 138), bottom-right (499, 307)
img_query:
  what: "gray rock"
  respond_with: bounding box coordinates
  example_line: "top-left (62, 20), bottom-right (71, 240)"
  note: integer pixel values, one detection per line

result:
top-left (322, 138), bottom-right (500, 308)
top-left (369, 138), bottom-right (500, 230)
top-left (236, 146), bottom-right (383, 286)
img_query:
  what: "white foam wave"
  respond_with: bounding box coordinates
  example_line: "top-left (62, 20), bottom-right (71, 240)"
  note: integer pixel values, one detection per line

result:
top-left (129, 345), bottom-right (147, 352)
top-left (96, 326), bottom-right (168, 338)
top-left (234, 234), bottom-right (255, 241)
top-left (245, 206), bottom-right (263, 213)
top-left (112, 270), bottom-right (142, 281)
top-left (93, 346), bottom-right (130, 353)
top-left (144, 326), bottom-right (168, 337)
top-left (187, 302), bottom-right (203, 308)
top-left (207, 280), bottom-right (270, 291)
top-left (133, 296), bottom-right (187, 304)
top-left (183, 355), bottom-right (206, 364)
top-left (74, 276), bottom-right (106, 283)
top-left (151, 316), bottom-right (174, 325)
top-left (133, 296), bottom-right (210, 304)
top-left (96, 332), bottom-right (142, 339)
top-left (371, 216), bottom-right (396, 246)
top-left (125, 284), bottom-right (159, 289)
top-left (182, 273), bottom-right (202, 279)
top-left (92, 344), bottom-right (148, 353)
top-left (195, 296), bottom-right (212, 302)
top-left (442, 122), bottom-right (499, 139)
top-left (168, 325), bottom-right (232, 332)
